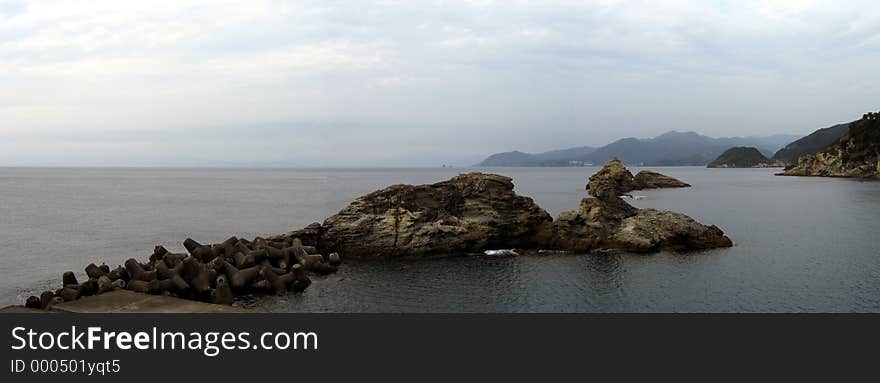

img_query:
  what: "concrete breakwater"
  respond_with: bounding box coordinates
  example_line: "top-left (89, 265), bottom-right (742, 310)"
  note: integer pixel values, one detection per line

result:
top-left (22, 234), bottom-right (341, 311)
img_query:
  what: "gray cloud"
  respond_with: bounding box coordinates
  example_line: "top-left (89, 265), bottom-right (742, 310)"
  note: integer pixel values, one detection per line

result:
top-left (1, 0), bottom-right (879, 166)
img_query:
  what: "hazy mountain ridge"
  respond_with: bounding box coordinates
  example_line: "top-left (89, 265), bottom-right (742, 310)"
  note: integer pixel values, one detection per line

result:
top-left (477, 132), bottom-right (798, 167)
top-left (477, 147), bottom-right (596, 167)
top-left (779, 112), bottom-right (880, 178)
top-left (772, 123), bottom-right (851, 163)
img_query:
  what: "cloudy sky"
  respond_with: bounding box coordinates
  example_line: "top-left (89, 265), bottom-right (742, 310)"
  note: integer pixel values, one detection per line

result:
top-left (1, 0), bottom-right (878, 166)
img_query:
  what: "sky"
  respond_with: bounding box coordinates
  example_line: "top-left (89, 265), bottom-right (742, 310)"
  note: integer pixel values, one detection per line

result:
top-left (1, 0), bottom-right (879, 167)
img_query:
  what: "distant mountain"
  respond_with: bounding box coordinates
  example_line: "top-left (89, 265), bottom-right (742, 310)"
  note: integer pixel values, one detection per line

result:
top-left (476, 147), bottom-right (596, 166)
top-left (476, 132), bottom-right (797, 167)
top-left (478, 151), bottom-right (543, 166)
top-left (772, 123), bottom-right (851, 163)
top-left (533, 146), bottom-right (596, 161)
top-left (708, 146), bottom-right (782, 168)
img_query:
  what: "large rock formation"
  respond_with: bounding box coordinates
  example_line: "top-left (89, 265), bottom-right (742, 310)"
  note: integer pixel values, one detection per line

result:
top-left (318, 173), bottom-right (553, 258)
top-left (586, 158), bottom-right (637, 194)
top-left (287, 162), bottom-right (729, 258)
top-left (551, 159), bottom-right (732, 253)
top-left (633, 170), bottom-right (691, 189)
top-left (584, 158), bottom-right (690, 195)
top-left (778, 112), bottom-right (879, 178)
top-left (606, 210), bottom-right (735, 252)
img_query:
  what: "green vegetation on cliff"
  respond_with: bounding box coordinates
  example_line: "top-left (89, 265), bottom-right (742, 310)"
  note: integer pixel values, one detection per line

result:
top-left (843, 112), bottom-right (880, 164)
top-left (772, 122), bottom-right (850, 163)
top-left (778, 111), bottom-right (879, 178)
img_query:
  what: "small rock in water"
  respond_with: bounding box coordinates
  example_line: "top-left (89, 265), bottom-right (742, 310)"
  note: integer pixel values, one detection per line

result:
top-left (483, 249), bottom-right (518, 256)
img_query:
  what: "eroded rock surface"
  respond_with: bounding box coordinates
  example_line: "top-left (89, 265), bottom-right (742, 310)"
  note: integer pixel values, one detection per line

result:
top-left (633, 170), bottom-right (691, 189)
top-left (552, 159), bottom-right (732, 253)
top-left (778, 112), bottom-right (879, 178)
top-left (318, 173), bottom-right (553, 258)
top-left (292, 161), bottom-right (729, 258)
top-left (608, 209), bottom-right (734, 252)
top-left (586, 159), bottom-right (690, 195)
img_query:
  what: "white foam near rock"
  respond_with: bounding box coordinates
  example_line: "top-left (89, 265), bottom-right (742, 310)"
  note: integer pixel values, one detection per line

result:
top-left (483, 249), bottom-right (518, 256)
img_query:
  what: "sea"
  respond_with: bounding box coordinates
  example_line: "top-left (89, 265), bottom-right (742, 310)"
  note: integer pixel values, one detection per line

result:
top-left (1, 167), bottom-right (878, 312)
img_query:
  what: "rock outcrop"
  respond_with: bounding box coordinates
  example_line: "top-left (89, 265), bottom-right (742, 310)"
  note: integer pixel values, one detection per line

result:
top-left (310, 161), bottom-right (730, 257)
top-left (317, 173), bottom-right (553, 258)
top-left (772, 122), bottom-right (851, 164)
top-left (633, 170), bottom-right (691, 189)
top-left (551, 159), bottom-right (732, 252)
top-left (778, 112), bottom-right (879, 178)
top-left (586, 158), bottom-right (637, 194)
top-left (584, 159), bottom-right (689, 195)
top-left (606, 209), bottom-right (735, 252)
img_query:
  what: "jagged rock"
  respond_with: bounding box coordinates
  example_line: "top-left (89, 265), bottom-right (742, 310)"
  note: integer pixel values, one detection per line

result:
top-left (551, 159), bottom-right (732, 253)
top-left (587, 158), bottom-right (637, 195)
top-left (586, 159), bottom-right (689, 195)
top-left (310, 164), bottom-right (724, 257)
top-left (633, 170), bottom-right (691, 188)
top-left (269, 222), bottom-right (323, 247)
top-left (780, 148), bottom-right (878, 178)
top-left (607, 209), bottom-right (733, 252)
top-left (318, 172), bottom-right (553, 258)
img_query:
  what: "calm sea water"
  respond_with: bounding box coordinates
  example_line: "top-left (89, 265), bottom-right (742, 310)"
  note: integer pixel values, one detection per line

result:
top-left (1, 167), bottom-right (878, 312)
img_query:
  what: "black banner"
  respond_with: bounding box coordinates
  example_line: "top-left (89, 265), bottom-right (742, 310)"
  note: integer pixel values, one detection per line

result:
top-left (2, 314), bottom-right (877, 381)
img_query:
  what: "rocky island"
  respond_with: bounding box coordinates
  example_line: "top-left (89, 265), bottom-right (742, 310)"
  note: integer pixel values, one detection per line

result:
top-left (550, 159), bottom-right (731, 252)
top-left (299, 158), bottom-right (727, 256)
top-left (708, 146), bottom-right (784, 168)
top-left (581, 159), bottom-right (691, 193)
top-left (19, 160), bottom-right (732, 310)
top-left (778, 111), bottom-right (879, 178)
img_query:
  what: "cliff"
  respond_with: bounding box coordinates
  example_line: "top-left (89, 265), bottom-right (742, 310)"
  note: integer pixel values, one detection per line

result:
top-left (778, 112), bottom-right (879, 178)
top-left (772, 122), bottom-right (851, 163)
